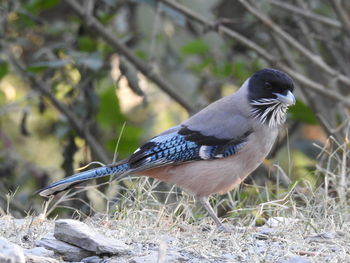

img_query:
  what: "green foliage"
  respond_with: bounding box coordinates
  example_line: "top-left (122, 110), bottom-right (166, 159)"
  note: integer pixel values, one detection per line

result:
top-left (78, 36), bottom-right (98, 52)
top-left (0, 63), bottom-right (8, 80)
top-left (233, 61), bottom-right (252, 83)
top-left (97, 88), bottom-right (122, 128)
top-left (108, 125), bottom-right (143, 157)
top-left (180, 39), bottom-right (209, 55)
top-left (96, 86), bottom-right (142, 158)
top-left (215, 62), bottom-right (233, 78)
top-left (289, 100), bottom-right (318, 124)
top-left (135, 50), bottom-right (149, 61)
top-left (24, 0), bottom-right (59, 14)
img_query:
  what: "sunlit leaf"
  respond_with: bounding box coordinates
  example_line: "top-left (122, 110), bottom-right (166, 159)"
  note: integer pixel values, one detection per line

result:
top-left (180, 39), bottom-right (209, 55)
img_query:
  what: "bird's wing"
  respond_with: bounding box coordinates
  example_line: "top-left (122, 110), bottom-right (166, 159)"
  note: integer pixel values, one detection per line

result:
top-left (128, 111), bottom-right (253, 171)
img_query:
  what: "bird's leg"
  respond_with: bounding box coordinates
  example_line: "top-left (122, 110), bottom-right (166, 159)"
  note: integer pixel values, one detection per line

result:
top-left (198, 196), bottom-right (227, 232)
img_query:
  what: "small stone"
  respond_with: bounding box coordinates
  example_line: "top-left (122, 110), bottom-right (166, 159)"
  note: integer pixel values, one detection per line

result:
top-left (82, 256), bottom-right (102, 263)
top-left (25, 254), bottom-right (59, 263)
top-left (223, 252), bottom-right (236, 259)
top-left (129, 251), bottom-right (158, 263)
top-left (265, 217), bottom-right (298, 228)
top-left (254, 227), bottom-right (274, 239)
top-left (254, 240), bottom-right (267, 254)
top-left (24, 247), bottom-right (54, 257)
top-left (315, 232), bottom-right (336, 239)
top-left (54, 219), bottom-right (130, 255)
top-left (35, 233), bottom-right (93, 262)
top-left (128, 250), bottom-right (186, 263)
top-left (283, 255), bottom-right (311, 263)
top-left (0, 237), bottom-right (25, 263)
top-left (306, 232), bottom-right (338, 243)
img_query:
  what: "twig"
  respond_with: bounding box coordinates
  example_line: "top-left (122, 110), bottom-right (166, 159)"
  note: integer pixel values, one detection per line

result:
top-left (267, 0), bottom-right (341, 29)
top-left (64, 0), bottom-right (196, 114)
top-left (279, 66), bottom-right (347, 106)
top-left (239, 0), bottom-right (350, 86)
top-left (158, 0), bottom-right (350, 107)
top-left (7, 51), bottom-right (111, 164)
top-left (160, 0), bottom-right (274, 63)
top-left (329, 0), bottom-right (350, 37)
top-left (294, 0), bottom-right (320, 54)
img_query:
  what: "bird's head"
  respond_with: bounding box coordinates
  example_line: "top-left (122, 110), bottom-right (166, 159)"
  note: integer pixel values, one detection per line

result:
top-left (248, 68), bottom-right (295, 127)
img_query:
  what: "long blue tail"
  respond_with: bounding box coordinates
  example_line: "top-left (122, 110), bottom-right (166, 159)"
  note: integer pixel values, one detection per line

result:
top-left (39, 162), bottom-right (129, 197)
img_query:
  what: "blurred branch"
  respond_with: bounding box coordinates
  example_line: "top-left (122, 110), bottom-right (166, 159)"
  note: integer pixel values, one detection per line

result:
top-left (271, 32), bottom-right (344, 142)
top-left (329, 0), bottom-right (350, 37)
top-left (159, 0), bottom-right (274, 63)
top-left (158, 0), bottom-right (350, 107)
top-left (293, 0), bottom-right (320, 54)
top-left (267, 0), bottom-right (341, 29)
top-left (239, 0), bottom-right (350, 86)
top-left (7, 51), bottom-right (111, 164)
top-left (64, 0), bottom-right (197, 114)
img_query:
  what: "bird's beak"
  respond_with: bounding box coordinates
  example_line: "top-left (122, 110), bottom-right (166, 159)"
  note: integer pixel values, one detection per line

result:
top-left (273, 90), bottom-right (296, 105)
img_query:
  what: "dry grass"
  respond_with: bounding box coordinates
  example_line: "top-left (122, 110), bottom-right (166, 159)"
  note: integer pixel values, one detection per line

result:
top-left (1, 175), bottom-right (350, 262)
top-left (1, 190), bottom-right (350, 262)
top-left (1, 134), bottom-right (350, 262)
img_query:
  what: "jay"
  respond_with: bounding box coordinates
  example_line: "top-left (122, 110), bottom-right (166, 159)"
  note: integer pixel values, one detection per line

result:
top-left (39, 68), bottom-right (296, 230)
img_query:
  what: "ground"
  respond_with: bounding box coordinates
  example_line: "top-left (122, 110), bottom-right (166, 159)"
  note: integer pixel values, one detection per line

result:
top-left (1, 207), bottom-right (350, 262)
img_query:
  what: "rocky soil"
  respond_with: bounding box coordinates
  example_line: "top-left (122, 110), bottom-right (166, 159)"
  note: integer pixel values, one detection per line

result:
top-left (0, 215), bottom-right (349, 262)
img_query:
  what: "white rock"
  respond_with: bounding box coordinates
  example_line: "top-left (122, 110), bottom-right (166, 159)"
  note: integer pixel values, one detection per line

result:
top-left (0, 237), bottom-right (25, 263)
top-left (54, 219), bottom-right (130, 255)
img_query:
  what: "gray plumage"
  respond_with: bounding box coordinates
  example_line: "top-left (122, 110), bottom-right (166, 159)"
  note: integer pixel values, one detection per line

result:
top-left (38, 68), bottom-right (295, 230)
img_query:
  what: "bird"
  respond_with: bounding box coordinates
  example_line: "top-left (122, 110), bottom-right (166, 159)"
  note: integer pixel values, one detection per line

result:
top-left (38, 68), bottom-right (295, 230)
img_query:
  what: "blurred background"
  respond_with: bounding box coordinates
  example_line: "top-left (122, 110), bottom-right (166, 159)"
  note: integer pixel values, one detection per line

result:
top-left (0, 0), bottom-right (349, 222)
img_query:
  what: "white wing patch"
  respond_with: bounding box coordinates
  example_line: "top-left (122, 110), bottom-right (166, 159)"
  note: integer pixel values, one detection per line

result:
top-left (199, 146), bottom-right (211, 160)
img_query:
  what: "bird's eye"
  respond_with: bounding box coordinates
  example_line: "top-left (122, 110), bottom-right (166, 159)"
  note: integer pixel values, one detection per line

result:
top-left (265, 82), bottom-right (272, 89)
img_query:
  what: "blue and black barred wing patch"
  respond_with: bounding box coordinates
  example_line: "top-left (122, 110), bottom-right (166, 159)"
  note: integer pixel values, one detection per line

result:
top-left (128, 133), bottom-right (201, 169)
top-left (128, 125), bottom-right (252, 170)
top-left (178, 125), bottom-right (252, 160)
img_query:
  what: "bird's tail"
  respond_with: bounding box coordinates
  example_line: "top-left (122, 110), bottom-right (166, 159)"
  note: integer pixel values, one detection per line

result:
top-left (38, 161), bottom-right (129, 197)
